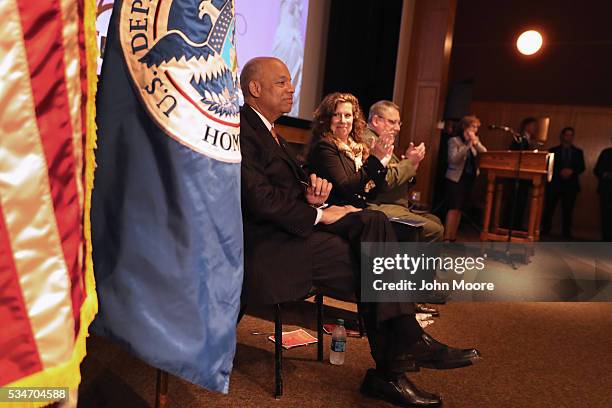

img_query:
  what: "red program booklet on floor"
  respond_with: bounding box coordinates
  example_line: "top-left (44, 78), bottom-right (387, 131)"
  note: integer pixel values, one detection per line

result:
top-left (268, 329), bottom-right (318, 349)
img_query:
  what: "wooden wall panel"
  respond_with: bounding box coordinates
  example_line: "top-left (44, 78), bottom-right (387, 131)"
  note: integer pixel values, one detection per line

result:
top-left (410, 85), bottom-right (439, 202)
top-left (417, 9), bottom-right (448, 82)
top-left (276, 124), bottom-right (311, 145)
top-left (471, 101), bottom-right (612, 239)
top-left (398, 0), bottom-right (456, 206)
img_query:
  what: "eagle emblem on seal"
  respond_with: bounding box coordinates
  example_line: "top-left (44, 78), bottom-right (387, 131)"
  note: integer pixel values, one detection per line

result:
top-left (120, 0), bottom-right (241, 163)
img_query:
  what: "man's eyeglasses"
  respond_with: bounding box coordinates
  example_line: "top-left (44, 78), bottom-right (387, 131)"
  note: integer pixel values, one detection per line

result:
top-left (376, 115), bottom-right (402, 128)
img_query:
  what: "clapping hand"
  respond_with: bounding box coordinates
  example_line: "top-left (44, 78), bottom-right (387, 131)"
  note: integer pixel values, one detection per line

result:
top-left (471, 134), bottom-right (481, 147)
top-left (370, 132), bottom-right (395, 161)
top-left (465, 130), bottom-right (480, 147)
top-left (402, 142), bottom-right (426, 169)
top-left (305, 173), bottom-right (332, 206)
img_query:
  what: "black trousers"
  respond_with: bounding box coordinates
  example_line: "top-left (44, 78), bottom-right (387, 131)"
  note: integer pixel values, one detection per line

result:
top-left (542, 186), bottom-right (578, 237)
top-left (312, 210), bottom-right (421, 373)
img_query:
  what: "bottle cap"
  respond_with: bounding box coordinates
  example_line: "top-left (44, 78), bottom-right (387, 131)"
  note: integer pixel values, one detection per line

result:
top-left (336, 318), bottom-right (344, 326)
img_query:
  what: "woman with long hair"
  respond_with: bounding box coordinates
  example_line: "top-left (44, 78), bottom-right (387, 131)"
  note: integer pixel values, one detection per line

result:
top-left (307, 92), bottom-right (394, 208)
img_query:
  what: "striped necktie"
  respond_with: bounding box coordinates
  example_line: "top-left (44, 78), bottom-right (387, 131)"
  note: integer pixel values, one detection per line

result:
top-left (270, 126), bottom-right (280, 145)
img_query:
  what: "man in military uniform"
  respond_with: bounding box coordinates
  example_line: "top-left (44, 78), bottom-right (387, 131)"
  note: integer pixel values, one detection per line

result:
top-left (363, 100), bottom-right (444, 243)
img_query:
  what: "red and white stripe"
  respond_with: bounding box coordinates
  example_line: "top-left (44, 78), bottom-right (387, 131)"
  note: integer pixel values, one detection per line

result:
top-left (0, 0), bottom-right (87, 386)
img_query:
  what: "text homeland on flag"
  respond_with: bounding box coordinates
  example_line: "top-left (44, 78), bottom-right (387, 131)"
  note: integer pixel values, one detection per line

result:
top-left (120, 0), bottom-right (241, 162)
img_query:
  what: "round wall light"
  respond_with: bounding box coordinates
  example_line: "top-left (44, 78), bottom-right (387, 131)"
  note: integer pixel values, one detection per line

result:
top-left (516, 30), bottom-right (543, 55)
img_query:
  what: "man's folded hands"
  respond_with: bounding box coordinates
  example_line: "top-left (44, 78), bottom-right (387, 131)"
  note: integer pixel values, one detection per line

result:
top-left (305, 173), bottom-right (332, 206)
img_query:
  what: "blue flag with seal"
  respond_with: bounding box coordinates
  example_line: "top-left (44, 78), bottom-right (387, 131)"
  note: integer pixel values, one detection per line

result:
top-left (92, 0), bottom-right (243, 393)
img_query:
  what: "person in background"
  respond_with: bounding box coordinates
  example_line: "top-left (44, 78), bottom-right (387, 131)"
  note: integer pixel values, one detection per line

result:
top-left (432, 119), bottom-right (457, 216)
top-left (307, 92), bottom-right (394, 208)
top-left (505, 117), bottom-right (540, 230)
top-left (594, 141), bottom-right (612, 241)
top-left (542, 127), bottom-right (585, 239)
top-left (511, 116), bottom-right (540, 151)
top-left (361, 100), bottom-right (445, 243)
top-left (444, 115), bottom-right (487, 241)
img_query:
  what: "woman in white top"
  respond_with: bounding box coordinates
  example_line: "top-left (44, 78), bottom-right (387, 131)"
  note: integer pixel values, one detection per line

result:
top-left (443, 115), bottom-right (487, 241)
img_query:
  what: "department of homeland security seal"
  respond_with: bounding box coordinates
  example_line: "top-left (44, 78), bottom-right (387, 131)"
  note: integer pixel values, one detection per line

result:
top-left (120, 0), bottom-right (241, 163)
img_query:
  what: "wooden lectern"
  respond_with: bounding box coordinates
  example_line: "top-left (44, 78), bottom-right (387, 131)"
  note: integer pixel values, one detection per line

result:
top-left (479, 151), bottom-right (554, 242)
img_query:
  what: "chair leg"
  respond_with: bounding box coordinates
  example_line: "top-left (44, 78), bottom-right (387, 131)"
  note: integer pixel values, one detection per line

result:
top-left (237, 302), bottom-right (247, 325)
top-left (155, 369), bottom-right (168, 408)
top-left (315, 294), bottom-right (324, 361)
top-left (358, 315), bottom-right (365, 338)
top-left (274, 304), bottom-right (283, 398)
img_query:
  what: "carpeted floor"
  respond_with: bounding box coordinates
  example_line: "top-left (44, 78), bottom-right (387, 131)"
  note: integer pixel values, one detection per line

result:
top-left (79, 301), bottom-right (612, 407)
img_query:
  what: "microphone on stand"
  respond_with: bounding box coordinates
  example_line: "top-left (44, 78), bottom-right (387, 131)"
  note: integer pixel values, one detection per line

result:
top-left (488, 124), bottom-right (512, 132)
top-left (488, 124), bottom-right (522, 143)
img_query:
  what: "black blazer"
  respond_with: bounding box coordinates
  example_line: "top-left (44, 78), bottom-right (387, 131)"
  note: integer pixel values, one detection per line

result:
top-left (509, 134), bottom-right (539, 151)
top-left (548, 144), bottom-right (585, 192)
top-left (240, 104), bottom-right (319, 305)
top-left (594, 147), bottom-right (612, 194)
top-left (307, 138), bottom-right (387, 208)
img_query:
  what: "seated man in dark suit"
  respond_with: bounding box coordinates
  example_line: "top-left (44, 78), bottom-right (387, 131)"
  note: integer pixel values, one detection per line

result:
top-left (542, 127), bottom-right (585, 239)
top-left (239, 56), bottom-right (479, 407)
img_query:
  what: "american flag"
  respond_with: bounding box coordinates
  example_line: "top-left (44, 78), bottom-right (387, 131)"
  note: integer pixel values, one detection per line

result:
top-left (208, 0), bottom-right (233, 53)
top-left (0, 0), bottom-right (98, 404)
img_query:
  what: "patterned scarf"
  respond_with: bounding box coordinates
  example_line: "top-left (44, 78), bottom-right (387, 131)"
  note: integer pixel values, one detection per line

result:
top-left (327, 134), bottom-right (375, 192)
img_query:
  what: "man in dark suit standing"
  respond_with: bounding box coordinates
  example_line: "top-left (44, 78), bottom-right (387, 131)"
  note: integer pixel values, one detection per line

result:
top-left (542, 127), bottom-right (586, 239)
top-left (594, 142), bottom-right (612, 241)
top-left (239, 57), bottom-right (479, 407)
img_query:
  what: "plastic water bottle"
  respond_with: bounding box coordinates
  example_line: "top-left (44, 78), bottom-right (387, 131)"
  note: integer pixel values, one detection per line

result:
top-left (330, 318), bottom-right (347, 365)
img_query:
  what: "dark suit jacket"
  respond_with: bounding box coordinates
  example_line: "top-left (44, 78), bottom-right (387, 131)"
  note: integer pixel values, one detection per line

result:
top-left (548, 144), bottom-right (585, 192)
top-left (307, 138), bottom-right (387, 208)
top-left (510, 133), bottom-right (539, 151)
top-left (240, 104), bottom-right (319, 305)
top-left (594, 147), bottom-right (612, 194)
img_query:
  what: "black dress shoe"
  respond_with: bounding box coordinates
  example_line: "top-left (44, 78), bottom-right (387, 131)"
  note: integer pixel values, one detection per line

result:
top-left (360, 369), bottom-right (442, 407)
top-left (416, 332), bottom-right (481, 369)
top-left (415, 304), bottom-right (440, 317)
top-left (394, 332), bottom-right (481, 370)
